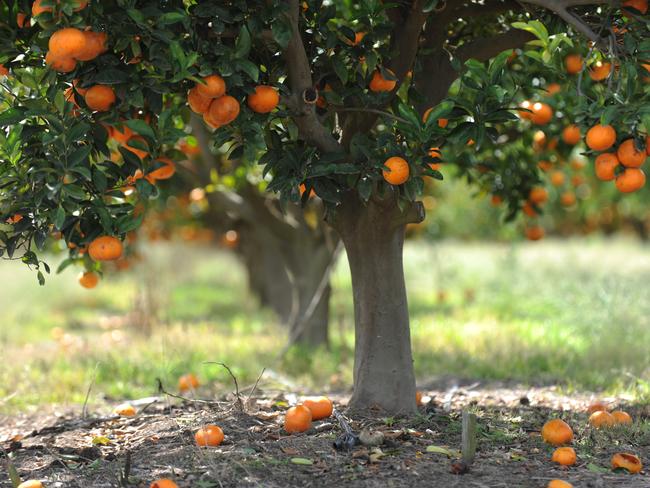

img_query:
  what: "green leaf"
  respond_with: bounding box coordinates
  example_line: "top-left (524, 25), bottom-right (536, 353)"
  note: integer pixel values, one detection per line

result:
top-left (37, 270), bottom-right (45, 286)
top-left (422, 0), bottom-right (440, 12)
top-left (235, 59), bottom-right (259, 82)
top-left (93, 69), bottom-right (129, 84)
top-left (332, 57), bottom-right (348, 85)
top-left (157, 12), bottom-right (186, 26)
top-left (124, 119), bottom-right (156, 141)
top-left (290, 458), bottom-right (313, 465)
top-left (426, 445), bottom-right (460, 457)
top-left (0, 108), bottom-right (26, 126)
top-left (272, 18), bottom-right (293, 49)
top-left (357, 177), bottom-right (373, 202)
top-left (55, 206), bottom-right (66, 230)
top-left (69, 145), bottom-right (92, 167)
top-left (512, 21), bottom-right (548, 44)
top-left (234, 25), bottom-right (252, 58)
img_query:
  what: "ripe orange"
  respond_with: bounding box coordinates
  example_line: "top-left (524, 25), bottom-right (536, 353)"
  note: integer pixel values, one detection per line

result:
top-left (89, 235), bottom-right (123, 261)
top-left (196, 75), bottom-right (226, 98)
top-left (571, 158), bottom-right (586, 171)
top-left (589, 410), bottom-right (615, 428)
top-left (428, 147), bottom-right (442, 170)
top-left (561, 192), bottom-right (576, 206)
top-left (611, 452), bottom-right (642, 473)
top-left (546, 83), bottom-right (562, 95)
top-left (369, 69), bottom-right (397, 92)
top-left (49, 27), bottom-right (86, 59)
top-left (616, 168), bottom-right (646, 193)
top-left (538, 160), bottom-right (553, 172)
top-left (208, 95), bottom-right (240, 125)
top-left (522, 201), bottom-right (537, 217)
top-left (530, 102), bottom-right (553, 125)
top-left (85, 85), bottom-right (116, 111)
top-left (611, 410), bottom-right (632, 425)
top-left (550, 171), bottom-right (566, 186)
top-left (382, 156), bottom-right (409, 185)
top-left (529, 187), bottom-right (548, 204)
top-left (302, 396), bottom-right (333, 420)
top-left (562, 125), bottom-right (581, 145)
top-left (541, 419), bottom-right (573, 446)
top-left (547, 481), bottom-right (573, 488)
top-left (188, 87), bottom-right (212, 114)
top-left (17, 481), bottom-right (43, 488)
top-left (525, 225), bottom-right (544, 241)
top-left (552, 447), bottom-right (577, 466)
top-left (586, 401), bottom-right (610, 414)
top-left (299, 183), bottom-right (315, 198)
top-left (17, 12), bottom-right (30, 28)
top-left (114, 403), bottom-right (136, 416)
top-left (111, 124), bottom-right (134, 144)
top-left (45, 52), bottom-right (76, 73)
top-left (565, 54), bottom-right (583, 74)
top-left (76, 31), bottom-right (108, 62)
top-left (178, 373), bottom-right (199, 392)
top-left (203, 110), bottom-right (221, 129)
top-left (594, 153), bottom-right (619, 181)
top-left (195, 425), bottom-right (224, 446)
top-left (623, 0), bottom-right (648, 13)
top-left (518, 100), bottom-right (533, 120)
top-left (0, 65), bottom-right (8, 76)
top-left (617, 139), bottom-right (646, 168)
top-left (247, 85), bottom-right (280, 113)
top-left (149, 157), bottom-right (176, 180)
top-left (179, 139), bottom-right (201, 156)
top-left (415, 391), bottom-right (423, 405)
top-left (284, 405), bottom-right (312, 433)
top-left (586, 124), bottom-right (616, 151)
top-left (589, 61), bottom-right (612, 81)
top-left (124, 136), bottom-right (149, 159)
top-left (6, 213), bottom-right (23, 224)
top-left (78, 271), bottom-right (99, 289)
top-left (491, 195), bottom-right (502, 206)
top-left (32, 0), bottom-right (53, 16)
top-left (532, 130), bottom-right (548, 150)
top-left (150, 479), bottom-right (178, 488)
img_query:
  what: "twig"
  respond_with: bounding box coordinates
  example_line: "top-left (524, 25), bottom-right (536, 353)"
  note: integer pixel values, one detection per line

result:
top-left (244, 367), bottom-right (267, 406)
top-left (329, 107), bottom-right (411, 125)
top-left (204, 362), bottom-right (244, 411)
top-left (118, 451), bottom-right (131, 487)
top-left (156, 378), bottom-right (223, 406)
top-left (82, 362), bottom-right (99, 419)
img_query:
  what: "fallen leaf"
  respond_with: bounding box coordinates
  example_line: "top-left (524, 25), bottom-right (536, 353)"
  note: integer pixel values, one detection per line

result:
top-left (282, 447), bottom-right (299, 455)
top-left (586, 462), bottom-right (609, 473)
top-left (92, 436), bottom-right (111, 446)
top-left (426, 445), bottom-right (460, 457)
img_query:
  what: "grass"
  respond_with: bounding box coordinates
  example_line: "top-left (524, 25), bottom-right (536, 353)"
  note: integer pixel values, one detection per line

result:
top-left (2, 237), bottom-right (650, 413)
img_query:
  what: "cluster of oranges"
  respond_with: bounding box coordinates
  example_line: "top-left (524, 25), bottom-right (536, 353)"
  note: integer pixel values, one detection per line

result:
top-left (77, 235), bottom-right (124, 289)
top-left (587, 125), bottom-right (648, 193)
top-left (45, 26), bottom-right (108, 74)
top-left (187, 74), bottom-right (279, 129)
top-left (521, 186), bottom-right (549, 241)
top-left (539, 402), bottom-right (642, 487)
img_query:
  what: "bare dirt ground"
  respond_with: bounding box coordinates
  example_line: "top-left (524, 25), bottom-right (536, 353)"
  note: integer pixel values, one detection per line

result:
top-left (2, 380), bottom-right (649, 488)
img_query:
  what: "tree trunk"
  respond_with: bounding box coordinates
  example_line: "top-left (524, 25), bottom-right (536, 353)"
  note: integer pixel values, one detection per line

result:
top-left (331, 192), bottom-right (424, 415)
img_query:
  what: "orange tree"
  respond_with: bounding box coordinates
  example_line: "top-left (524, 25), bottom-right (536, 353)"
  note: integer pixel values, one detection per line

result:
top-left (1, 0), bottom-right (648, 413)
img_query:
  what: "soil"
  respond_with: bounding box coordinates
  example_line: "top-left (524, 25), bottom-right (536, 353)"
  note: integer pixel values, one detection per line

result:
top-left (1, 380), bottom-right (649, 488)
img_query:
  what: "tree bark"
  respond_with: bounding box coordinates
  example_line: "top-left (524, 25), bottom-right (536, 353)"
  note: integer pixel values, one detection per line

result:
top-left (331, 192), bottom-right (424, 415)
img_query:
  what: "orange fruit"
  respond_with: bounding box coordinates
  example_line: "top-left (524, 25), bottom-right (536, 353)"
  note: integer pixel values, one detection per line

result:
top-left (565, 54), bottom-right (583, 74)
top-left (149, 157), bottom-right (176, 180)
top-left (76, 31), bottom-right (108, 62)
top-left (123, 136), bottom-right (149, 160)
top-left (522, 201), bottom-right (538, 217)
top-left (195, 425), bottom-right (224, 446)
top-left (178, 373), bottom-right (199, 392)
top-left (78, 271), bottom-right (99, 289)
top-left (32, 0), bottom-right (53, 16)
top-left (284, 405), bottom-right (312, 433)
top-left (550, 171), bottom-right (566, 186)
top-left (586, 124), bottom-right (616, 151)
top-left (247, 85), bottom-right (280, 113)
top-left (594, 153), bottom-right (619, 181)
top-left (616, 168), bottom-right (646, 193)
top-left (17, 481), bottom-right (43, 488)
top-left (611, 410), bottom-right (632, 425)
top-left (299, 183), bottom-right (315, 198)
top-left (529, 187), bottom-right (548, 204)
top-left (203, 110), bottom-right (221, 129)
top-left (49, 27), bottom-right (86, 59)
top-left (587, 401), bottom-right (610, 414)
top-left (0, 65), bottom-right (8, 76)
top-left (525, 225), bottom-right (545, 241)
top-left (611, 452), bottom-right (642, 473)
top-left (518, 100), bottom-right (533, 120)
top-left (89, 235), bottom-right (123, 261)
top-left (647, 135), bottom-right (650, 155)
top-left (491, 195), bottom-right (502, 206)
top-left (589, 410), bottom-right (615, 428)
top-left (538, 160), bottom-right (553, 172)
top-left (114, 403), bottom-right (136, 416)
top-left (208, 95), bottom-right (240, 125)
top-left (72, 0), bottom-right (88, 11)
top-left (415, 391), bottom-right (423, 405)
top-left (571, 158), bottom-right (586, 171)
top-left (561, 192), bottom-right (576, 206)
top-left (551, 447), bottom-right (577, 466)
top-left (530, 102), bottom-right (553, 125)
top-left (617, 139), bottom-right (646, 168)
top-left (17, 13), bottom-right (30, 28)
top-left (111, 124), bottom-right (134, 144)
top-left (547, 481), bottom-right (573, 488)
top-left (196, 74), bottom-right (226, 98)
top-left (589, 61), bottom-right (612, 81)
top-left (382, 156), bottom-right (409, 185)
top-left (623, 0), bottom-right (648, 13)
top-left (546, 83), bottom-right (562, 95)
top-left (187, 87), bottom-right (212, 114)
top-left (179, 139), bottom-right (200, 156)
top-left (541, 419), bottom-right (573, 446)
top-left (369, 69), bottom-right (397, 92)
top-left (150, 479), bottom-right (178, 488)
top-left (85, 85), bottom-right (116, 111)
top-left (562, 125), bottom-right (581, 145)
top-left (302, 396), bottom-right (333, 420)
top-left (6, 213), bottom-right (23, 224)
top-left (45, 52), bottom-right (76, 73)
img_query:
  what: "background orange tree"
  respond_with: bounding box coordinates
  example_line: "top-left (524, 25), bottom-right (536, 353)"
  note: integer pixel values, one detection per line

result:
top-left (1, 0), bottom-right (648, 413)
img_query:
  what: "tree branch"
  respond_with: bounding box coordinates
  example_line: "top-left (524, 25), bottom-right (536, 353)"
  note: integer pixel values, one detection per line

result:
top-left (456, 30), bottom-right (536, 62)
top-left (284, 0), bottom-right (341, 154)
